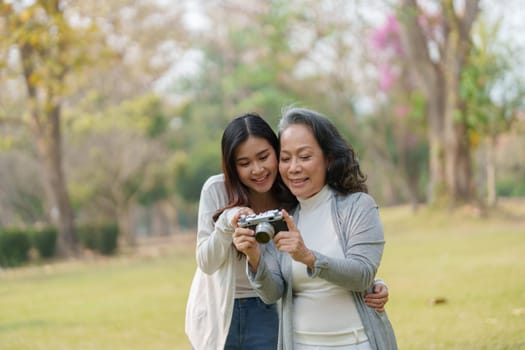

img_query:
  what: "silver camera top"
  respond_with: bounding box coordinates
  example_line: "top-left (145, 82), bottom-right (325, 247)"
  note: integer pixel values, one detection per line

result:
top-left (238, 209), bottom-right (283, 227)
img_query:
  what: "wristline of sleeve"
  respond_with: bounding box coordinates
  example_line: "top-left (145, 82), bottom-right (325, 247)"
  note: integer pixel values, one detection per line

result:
top-left (247, 258), bottom-right (268, 289)
top-left (306, 250), bottom-right (328, 278)
top-left (247, 258), bottom-right (280, 304)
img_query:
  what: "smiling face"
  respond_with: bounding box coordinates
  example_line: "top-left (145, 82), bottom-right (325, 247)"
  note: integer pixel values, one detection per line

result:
top-left (279, 124), bottom-right (329, 199)
top-left (234, 136), bottom-right (279, 194)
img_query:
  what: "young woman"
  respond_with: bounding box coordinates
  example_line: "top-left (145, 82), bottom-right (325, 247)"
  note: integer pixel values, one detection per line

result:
top-left (185, 113), bottom-right (390, 350)
top-left (234, 108), bottom-right (397, 350)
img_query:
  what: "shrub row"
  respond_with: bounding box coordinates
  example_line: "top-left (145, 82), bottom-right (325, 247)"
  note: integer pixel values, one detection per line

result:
top-left (77, 223), bottom-right (119, 256)
top-left (0, 223), bottom-right (118, 268)
top-left (0, 227), bottom-right (57, 267)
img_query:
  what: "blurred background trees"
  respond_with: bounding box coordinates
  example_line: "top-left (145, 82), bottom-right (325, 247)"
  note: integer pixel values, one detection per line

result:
top-left (1, 0), bottom-right (524, 257)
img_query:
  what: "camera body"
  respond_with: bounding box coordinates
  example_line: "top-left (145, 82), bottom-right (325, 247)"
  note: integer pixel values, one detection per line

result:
top-left (237, 209), bottom-right (287, 243)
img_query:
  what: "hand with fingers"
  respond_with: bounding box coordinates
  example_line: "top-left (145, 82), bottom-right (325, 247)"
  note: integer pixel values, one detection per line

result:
top-left (364, 283), bottom-right (389, 313)
top-left (273, 210), bottom-right (316, 270)
top-left (231, 208), bottom-right (261, 271)
top-left (229, 207), bottom-right (255, 227)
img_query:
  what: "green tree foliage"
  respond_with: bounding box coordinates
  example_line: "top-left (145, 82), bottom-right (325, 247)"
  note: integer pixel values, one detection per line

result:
top-left (174, 2), bottom-right (302, 138)
top-left (1, 0), bottom-right (189, 247)
top-left (170, 1), bottom-right (373, 199)
top-left (167, 2), bottom-right (305, 200)
top-left (65, 93), bottom-right (173, 245)
top-left (460, 18), bottom-right (525, 136)
top-left (0, 0), bottom-right (107, 256)
top-left (174, 142), bottom-right (221, 202)
top-left (1, 0), bottom-right (524, 243)
top-left (459, 18), bottom-right (525, 204)
top-left (397, 0), bottom-right (481, 206)
top-left (0, 150), bottom-right (45, 226)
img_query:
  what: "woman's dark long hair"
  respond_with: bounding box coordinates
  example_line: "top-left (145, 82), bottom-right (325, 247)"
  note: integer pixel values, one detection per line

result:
top-left (213, 113), bottom-right (297, 221)
top-left (278, 107), bottom-right (368, 195)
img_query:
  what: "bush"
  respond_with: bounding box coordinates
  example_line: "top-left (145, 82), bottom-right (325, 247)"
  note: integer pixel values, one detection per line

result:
top-left (31, 227), bottom-right (57, 259)
top-left (97, 224), bottom-right (118, 255)
top-left (0, 228), bottom-right (31, 267)
top-left (497, 178), bottom-right (525, 197)
top-left (77, 225), bottom-right (97, 251)
top-left (78, 223), bottom-right (118, 256)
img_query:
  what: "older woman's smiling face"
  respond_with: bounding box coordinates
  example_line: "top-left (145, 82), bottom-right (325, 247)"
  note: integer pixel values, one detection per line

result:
top-left (278, 124), bottom-right (328, 199)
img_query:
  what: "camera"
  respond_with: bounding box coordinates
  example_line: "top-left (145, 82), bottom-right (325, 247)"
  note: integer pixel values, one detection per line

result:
top-left (237, 209), bottom-right (288, 243)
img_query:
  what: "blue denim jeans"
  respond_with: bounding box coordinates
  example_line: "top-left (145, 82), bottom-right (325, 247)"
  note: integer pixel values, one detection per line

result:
top-left (224, 297), bottom-right (278, 350)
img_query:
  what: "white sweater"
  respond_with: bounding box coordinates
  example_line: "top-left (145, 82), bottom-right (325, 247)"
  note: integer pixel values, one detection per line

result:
top-left (292, 186), bottom-right (365, 346)
top-left (185, 174), bottom-right (238, 350)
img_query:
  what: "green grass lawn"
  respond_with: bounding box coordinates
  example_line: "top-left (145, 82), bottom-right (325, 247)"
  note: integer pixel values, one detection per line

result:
top-left (0, 201), bottom-right (524, 350)
top-left (0, 245), bottom-right (196, 350)
top-left (379, 201), bottom-right (525, 350)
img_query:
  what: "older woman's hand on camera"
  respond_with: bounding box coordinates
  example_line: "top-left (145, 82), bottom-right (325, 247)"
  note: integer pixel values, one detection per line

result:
top-left (274, 210), bottom-right (316, 270)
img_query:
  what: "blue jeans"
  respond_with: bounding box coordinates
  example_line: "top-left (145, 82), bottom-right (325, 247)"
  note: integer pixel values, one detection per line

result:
top-left (224, 297), bottom-right (278, 350)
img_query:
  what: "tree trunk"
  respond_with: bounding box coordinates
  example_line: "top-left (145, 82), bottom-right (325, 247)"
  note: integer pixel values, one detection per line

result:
top-left (28, 104), bottom-right (78, 257)
top-left (398, 0), bottom-right (447, 205)
top-left (453, 121), bottom-right (474, 201)
top-left (442, 43), bottom-right (464, 204)
top-left (442, 0), bottom-right (478, 205)
top-left (20, 43), bottom-right (78, 257)
top-left (426, 79), bottom-right (446, 205)
top-left (398, 0), bottom-right (479, 207)
top-left (14, 2), bottom-right (79, 257)
top-left (486, 135), bottom-right (497, 207)
top-left (117, 203), bottom-right (135, 247)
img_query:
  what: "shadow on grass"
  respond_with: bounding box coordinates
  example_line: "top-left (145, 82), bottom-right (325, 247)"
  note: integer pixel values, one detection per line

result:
top-left (0, 320), bottom-right (52, 332)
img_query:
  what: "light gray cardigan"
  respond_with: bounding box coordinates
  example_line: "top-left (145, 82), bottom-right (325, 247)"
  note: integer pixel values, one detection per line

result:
top-left (248, 190), bottom-right (398, 350)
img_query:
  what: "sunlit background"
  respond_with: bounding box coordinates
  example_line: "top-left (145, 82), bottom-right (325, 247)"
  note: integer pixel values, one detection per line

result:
top-left (0, 1), bottom-right (524, 349)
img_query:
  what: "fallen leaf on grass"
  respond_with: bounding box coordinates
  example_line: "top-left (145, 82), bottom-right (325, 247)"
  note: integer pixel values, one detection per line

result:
top-left (429, 297), bottom-right (448, 305)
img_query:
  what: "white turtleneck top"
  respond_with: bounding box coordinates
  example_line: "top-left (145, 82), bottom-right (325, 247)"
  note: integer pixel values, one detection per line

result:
top-left (291, 185), bottom-right (366, 346)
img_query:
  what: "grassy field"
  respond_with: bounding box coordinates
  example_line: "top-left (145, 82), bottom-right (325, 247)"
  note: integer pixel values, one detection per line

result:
top-left (0, 200), bottom-right (524, 350)
top-left (378, 200), bottom-right (525, 350)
